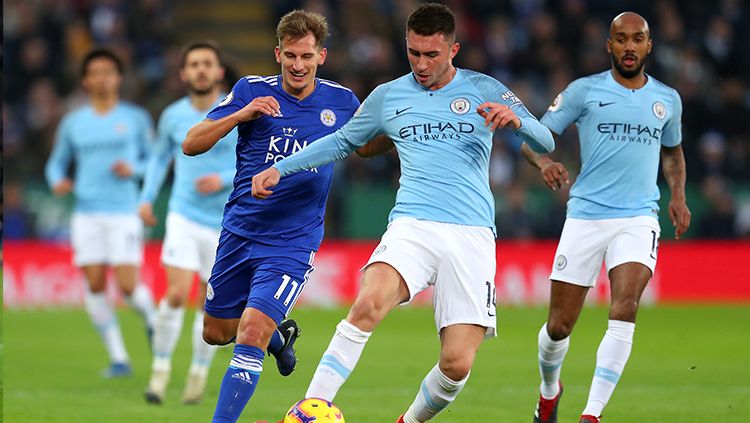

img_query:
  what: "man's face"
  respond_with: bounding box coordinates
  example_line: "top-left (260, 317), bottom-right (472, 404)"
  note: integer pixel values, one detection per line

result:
top-left (275, 33), bottom-right (326, 98)
top-left (180, 48), bottom-right (224, 95)
top-left (406, 30), bottom-right (459, 90)
top-left (607, 19), bottom-right (652, 79)
top-left (82, 57), bottom-right (122, 97)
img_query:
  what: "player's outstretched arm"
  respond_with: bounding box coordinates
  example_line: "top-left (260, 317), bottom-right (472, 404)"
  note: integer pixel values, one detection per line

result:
top-left (251, 167), bottom-right (280, 199)
top-left (661, 144), bottom-right (691, 239)
top-left (183, 96), bottom-right (281, 156)
top-left (355, 135), bottom-right (394, 158)
top-left (520, 142), bottom-right (569, 190)
top-left (476, 102), bottom-right (554, 153)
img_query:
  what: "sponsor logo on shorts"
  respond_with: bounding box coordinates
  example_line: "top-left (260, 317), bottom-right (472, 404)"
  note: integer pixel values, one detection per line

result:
top-left (373, 244), bottom-right (387, 255)
top-left (206, 282), bottom-right (214, 301)
top-left (555, 254), bottom-right (567, 270)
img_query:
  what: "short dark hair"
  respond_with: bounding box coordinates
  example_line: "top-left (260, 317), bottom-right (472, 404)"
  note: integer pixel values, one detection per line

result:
top-left (180, 40), bottom-right (223, 67)
top-left (276, 9), bottom-right (330, 49)
top-left (81, 48), bottom-right (123, 77)
top-left (406, 3), bottom-right (456, 39)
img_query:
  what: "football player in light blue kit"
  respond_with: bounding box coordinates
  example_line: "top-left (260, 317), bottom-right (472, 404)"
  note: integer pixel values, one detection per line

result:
top-left (522, 13), bottom-right (691, 423)
top-left (253, 4), bottom-right (554, 422)
top-left (139, 41), bottom-right (237, 405)
top-left (45, 49), bottom-right (157, 378)
top-left (181, 11), bottom-right (389, 423)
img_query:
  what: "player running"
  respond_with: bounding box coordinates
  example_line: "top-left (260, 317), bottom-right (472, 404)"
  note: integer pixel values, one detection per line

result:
top-left (45, 48), bottom-right (156, 378)
top-left (252, 4), bottom-right (554, 422)
top-left (181, 10), bottom-right (390, 423)
top-left (139, 41), bottom-right (237, 405)
top-left (522, 12), bottom-right (691, 423)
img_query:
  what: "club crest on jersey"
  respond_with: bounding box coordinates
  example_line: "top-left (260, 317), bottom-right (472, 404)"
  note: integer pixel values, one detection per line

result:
top-left (652, 102), bottom-right (666, 120)
top-left (549, 93), bottom-right (563, 112)
top-left (320, 108), bottom-right (337, 126)
top-left (450, 98), bottom-right (470, 115)
top-left (218, 91), bottom-right (234, 106)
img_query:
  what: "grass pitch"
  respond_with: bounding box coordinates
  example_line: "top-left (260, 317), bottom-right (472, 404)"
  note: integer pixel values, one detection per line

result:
top-left (3, 305), bottom-right (748, 422)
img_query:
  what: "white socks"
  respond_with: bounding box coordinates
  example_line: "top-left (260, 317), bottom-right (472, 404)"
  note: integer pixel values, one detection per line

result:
top-left (538, 323), bottom-right (570, 399)
top-left (582, 320), bottom-right (635, 417)
top-left (403, 364), bottom-right (468, 422)
top-left (152, 299), bottom-right (185, 371)
top-left (189, 310), bottom-right (217, 376)
top-left (305, 320), bottom-right (371, 400)
top-left (126, 283), bottom-right (157, 328)
top-left (84, 289), bottom-right (129, 364)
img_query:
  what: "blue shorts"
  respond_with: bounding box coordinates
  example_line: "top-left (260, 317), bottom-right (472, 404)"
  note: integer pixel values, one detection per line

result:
top-left (204, 229), bottom-right (316, 324)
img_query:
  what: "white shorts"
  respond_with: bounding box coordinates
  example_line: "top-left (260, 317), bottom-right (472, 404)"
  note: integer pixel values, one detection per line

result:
top-left (161, 212), bottom-right (221, 281)
top-left (550, 216), bottom-right (660, 287)
top-left (365, 217), bottom-right (497, 338)
top-left (71, 213), bottom-right (143, 267)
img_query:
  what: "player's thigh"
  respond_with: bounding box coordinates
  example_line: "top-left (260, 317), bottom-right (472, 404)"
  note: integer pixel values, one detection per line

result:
top-left (550, 218), bottom-right (614, 287)
top-left (433, 223), bottom-right (497, 338)
top-left (160, 212), bottom-right (202, 275)
top-left (605, 215), bottom-right (660, 277)
top-left (71, 213), bottom-right (107, 267)
top-left (363, 217), bottom-right (442, 304)
top-left (103, 214), bottom-right (143, 266)
top-left (248, 245), bottom-right (316, 326)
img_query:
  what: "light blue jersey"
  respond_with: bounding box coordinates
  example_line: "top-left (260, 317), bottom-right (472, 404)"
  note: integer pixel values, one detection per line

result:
top-left (541, 70), bottom-right (682, 220)
top-left (45, 102), bottom-right (153, 213)
top-left (139, 96), bottom-right (237, 229)
top-left (274, 69), bottom-right (554, 234)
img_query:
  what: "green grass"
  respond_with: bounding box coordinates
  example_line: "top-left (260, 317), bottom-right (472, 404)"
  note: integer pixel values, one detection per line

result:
top-left (4, 305), bottom-right (749, 422)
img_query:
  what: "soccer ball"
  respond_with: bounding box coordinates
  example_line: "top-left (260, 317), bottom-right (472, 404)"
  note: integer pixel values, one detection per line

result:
top-left (282, 398), bottom-right (345, 423)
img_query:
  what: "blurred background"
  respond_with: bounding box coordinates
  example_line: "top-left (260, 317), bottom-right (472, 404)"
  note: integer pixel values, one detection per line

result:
top-left (4, 0), bottom-right (750, 243)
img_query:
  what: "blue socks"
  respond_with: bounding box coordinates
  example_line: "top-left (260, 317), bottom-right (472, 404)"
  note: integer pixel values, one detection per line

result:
top-left (267, 329), bottom-right (284, 355)
top-left (212, 344), bottom-right (264, 423)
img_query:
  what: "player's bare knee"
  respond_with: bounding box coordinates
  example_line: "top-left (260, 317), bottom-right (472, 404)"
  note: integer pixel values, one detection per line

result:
top-left (165, 293), bottom-right (186, 308)
top-left (609, 299), bottom-right (639, 322)
top-left (202, 325), bottom-right (229, 345)
top-left (348, 295), bottom-right (387, 328)
top-left (439, 355), bottom-right (472, 381)
top-left (546, 319), bottom-right (574, 340)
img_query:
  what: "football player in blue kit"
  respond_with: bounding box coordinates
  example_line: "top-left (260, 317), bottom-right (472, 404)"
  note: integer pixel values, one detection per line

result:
top-left (522, 12), bottom-right (691, 423)
top-left (181, 10), bottom-right (390, 423)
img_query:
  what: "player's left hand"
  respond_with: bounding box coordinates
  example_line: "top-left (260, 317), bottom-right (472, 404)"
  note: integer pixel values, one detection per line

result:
top-left (477, 102), bottom-right (521, 131)
top-left (251, 167), bottom-right (281, 199)
top-left (195, 174), bottom-right (223, 194)
top-left (112, 160), bottom-right (133, 178)
top-left (668, 197), bottom-right (691, 240)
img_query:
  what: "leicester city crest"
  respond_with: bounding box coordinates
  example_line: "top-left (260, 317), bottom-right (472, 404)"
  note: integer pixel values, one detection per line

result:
top-left (320, 108), bottom-right (337, 126)
top-left (450, 98), bottom-right (470, 114)
top-left (652, 101), bottom-right (666, 120)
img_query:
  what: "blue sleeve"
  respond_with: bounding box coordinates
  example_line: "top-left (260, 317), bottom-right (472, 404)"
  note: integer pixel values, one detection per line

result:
top-left (132, 109), bottom-right (155, 178)
top-left (274, 84), bottom-right (388, 177)
top-left (45, 115), bottom-right (74, 187)
top-left (660, 89), bottom-right (682, 147)
top-left (470, 73), bottom-right (554, 153)
top-left (540, 78), bottom-right (590, 135)
top-left (207, 78), bottom-right (252, 121)
top-left (219, 168), bottom-right (235, 187)
top-left (139, 110), bottom-right (176, 204)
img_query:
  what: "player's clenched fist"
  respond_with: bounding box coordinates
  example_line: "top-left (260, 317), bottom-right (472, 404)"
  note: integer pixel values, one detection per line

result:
top-left (476, 101), bottom-right (521, 131)
top-left (251, 167), bottom-right (281, 199)
top-left (235, 96), bottom-right (281, 122)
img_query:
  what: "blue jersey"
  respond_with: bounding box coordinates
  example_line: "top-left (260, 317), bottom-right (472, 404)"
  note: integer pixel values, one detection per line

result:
top-left (540, 70), bottom-right (682, 220)
top-left (206, 75), bottom-right (360, 250)
top-left (45, 102), bottom-right (153, 213)
top-left (139, 96), bottom-right (237, 229)
top-left (274, 69), bottom-right (554, 234)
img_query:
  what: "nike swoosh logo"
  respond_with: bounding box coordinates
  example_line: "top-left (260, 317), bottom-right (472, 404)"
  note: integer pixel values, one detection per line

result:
top-left (598, 101), bottom-right (616, 107)
top-left (284, 327), bottom-right (295, 346)
top-left (395, 107), bottom-right (413, 115)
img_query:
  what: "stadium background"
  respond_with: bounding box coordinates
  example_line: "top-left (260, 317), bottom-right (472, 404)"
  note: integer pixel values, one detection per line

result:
top-left (3, 0), bottom-right (750, 422)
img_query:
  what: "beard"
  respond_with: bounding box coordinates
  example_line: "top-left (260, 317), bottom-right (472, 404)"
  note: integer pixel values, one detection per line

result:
top-left (188, 79), bottom-right (215, 95)
top-left (611, 53), bottom-right (647, 79)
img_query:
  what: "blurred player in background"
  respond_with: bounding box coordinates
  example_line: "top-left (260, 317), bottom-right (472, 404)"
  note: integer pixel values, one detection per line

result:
top-left (139, 41), bottom-right (237, 405)
top-left (182, 10), bottom-right (390, 423)
top-left (44, 48), bottom-right (157, 378)
top-left (252, 4), bottom-right (554, 422)
top-left (521, 12), bottom-right (691, 423)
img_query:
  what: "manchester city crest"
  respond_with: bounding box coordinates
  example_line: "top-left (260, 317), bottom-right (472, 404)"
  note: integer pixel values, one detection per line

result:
top-left (450, 98), bottom-right (470, 114)
top-left (652, 101), bottom-right (666, 120)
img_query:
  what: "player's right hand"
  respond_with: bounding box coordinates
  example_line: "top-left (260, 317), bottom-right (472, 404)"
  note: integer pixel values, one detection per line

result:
top-left (52, 178), bottom-right (73, 196)
top-left (540, 161), bottom-right (569, 190)
top-left (235, 96), bottom-right (281, 122)
top-left (138, 202), bottom-right (158, 226)
top-left (251, 167), bottom-right (281, 199)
